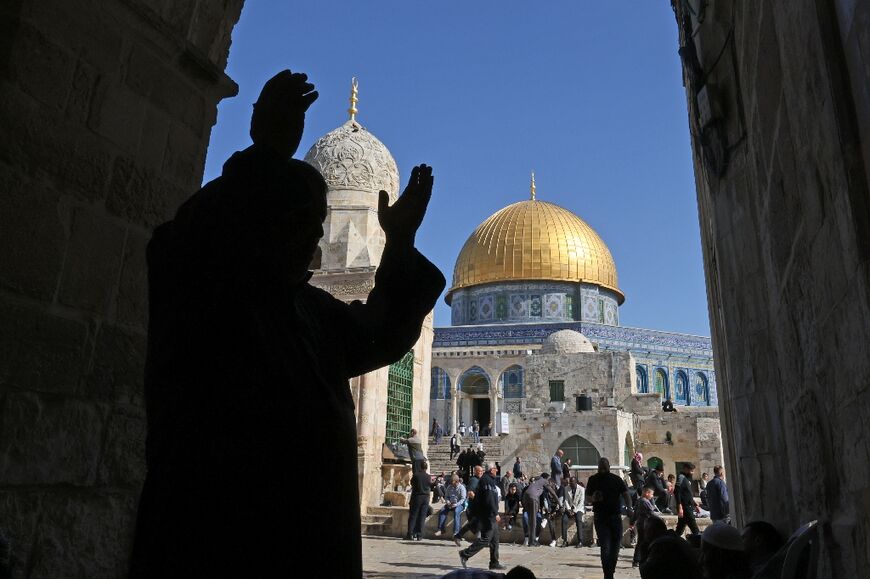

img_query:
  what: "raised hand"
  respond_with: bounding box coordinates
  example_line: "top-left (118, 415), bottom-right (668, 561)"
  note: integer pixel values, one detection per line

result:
top-left (378, 164), bottom-right (434, 247)
top-left (250, 69), bottom-right (319, 159)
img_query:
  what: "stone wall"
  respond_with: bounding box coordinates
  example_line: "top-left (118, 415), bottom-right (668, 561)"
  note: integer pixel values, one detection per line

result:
top-left (0, 0), bottom-right (243, 576)
top-left (672, 0), bottom-right (870, 575)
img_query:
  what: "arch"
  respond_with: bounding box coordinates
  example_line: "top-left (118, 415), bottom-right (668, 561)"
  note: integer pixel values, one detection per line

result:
top-left (623, 432), bottom-right (634, 467)
top-left (559, 435), bottom-right (601, 467)
top-left (636, 365), bottom-right (648, 393)
top-left (647, 456), bottom-right (664, 471)
top-left (430, 367), bottom-right (451, 400)
top-left (694, 372), bottom-right (710, 405)
top-left (500, 365), bottom-right (524, 399)
top-left (653, 368), bottom-right (669, 399)
top-left (674, 370), bottom-right (689, 405)
top-left (459, 366), bottom-right (491, 395)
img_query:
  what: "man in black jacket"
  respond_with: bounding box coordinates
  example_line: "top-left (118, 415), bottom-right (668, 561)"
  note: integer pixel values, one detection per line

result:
top-left (129, 70), bottom-right (445, 578)
top-left (407, 461), bottom-right (432, 540)
top-left (644, 465), bottom-right (670, 513)
top-left (674, 463), bottom-right (701, 537)
top-left (459, 463), bottom-right (505, 571)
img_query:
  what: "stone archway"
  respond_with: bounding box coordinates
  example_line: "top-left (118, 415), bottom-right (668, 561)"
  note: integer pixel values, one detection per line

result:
top-left (559, 435), bottom-right (601, 468)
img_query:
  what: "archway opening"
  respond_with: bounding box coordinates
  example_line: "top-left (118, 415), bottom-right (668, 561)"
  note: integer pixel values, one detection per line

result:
top-left (559, 435), bottom-right (601, 468)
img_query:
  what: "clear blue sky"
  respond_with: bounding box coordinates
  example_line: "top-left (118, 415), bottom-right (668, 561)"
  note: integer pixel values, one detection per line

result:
top-left (204, 2), bottom-right (711, 336)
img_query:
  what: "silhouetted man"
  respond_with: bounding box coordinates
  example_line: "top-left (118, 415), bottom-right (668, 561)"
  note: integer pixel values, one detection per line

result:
top-left (130, 70), bottom-right (445, 578)
top-left (674, 463), bottom-right (701, 537)
top-left (459, 462), bottom-right (505, 571)
top-left (586, 457), bottom-right (632, 579)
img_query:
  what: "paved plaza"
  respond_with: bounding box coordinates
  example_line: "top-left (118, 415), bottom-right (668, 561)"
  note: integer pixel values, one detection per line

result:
top-left (362, 535), bottom-right (640, 579)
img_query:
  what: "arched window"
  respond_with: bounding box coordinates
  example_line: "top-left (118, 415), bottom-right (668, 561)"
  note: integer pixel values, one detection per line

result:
top-left (623, 432), bottom-right (634, 467)
top-left (500, 365), bottom-right (524, 399)
top-left (694, 372), bottom-right (709, 405)
top-left (385, 351), bottom-right (414, 444)
top-left (430, 367), bottom-right (451, 400)
top-left (654, 368), bottom-right (669, 399)
top-left (675, 370), bottom-right (689, 405)
top-left (636, 365), bottom-right (648, 393)
top-left (559, 435), bottom-right (601, 467)
top-left (646, 456), bottom-right (663, 471)
top-left (459, 366), bottom-right (490, 395)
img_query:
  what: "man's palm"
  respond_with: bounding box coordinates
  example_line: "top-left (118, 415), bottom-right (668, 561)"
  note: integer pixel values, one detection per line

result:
top-left (378, 164), bottom-right (433, 244)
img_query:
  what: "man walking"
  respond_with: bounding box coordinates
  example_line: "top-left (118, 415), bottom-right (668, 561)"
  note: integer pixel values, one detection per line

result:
top-left (551, 449), bottom-right (564, 488)
top-left (449, 433), bottom-right (460, 460)
top-left (674, 462), bottom-right (701, 537)
top-left (454, 465), bottom-right (484, 545)
top-left (459, 462), bottom-right (505, 571)
top-left (705, 465), bottom-right (730, 524)
top-left (560, 476), bottom-right (585, 547)
top-left (407, 461), bottom-right (431, 541)
top-left (586, 457), bottom-right (632, 579)
top-left (433, 421), bottom-right (443, 444)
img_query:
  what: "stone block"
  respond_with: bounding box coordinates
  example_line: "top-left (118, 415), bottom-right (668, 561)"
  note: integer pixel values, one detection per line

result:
top-left (57, 208), bottom-right (126, 315)
top-left (24, 0), bottom-right (124, 73)
top-left (0, 490), bottom-right (42, 576)
top-left (84, 325), bottom-right (146, 403)
top-left (88, 81), bottom-right (146, 154)
top-left (0, 167), bottom-right (65, 300)
top-left (0, 392), bottom-right (105, 485)
top-left (28, 493), bottom-right (137, 579)
top-left (137, 106), bottom-right (170, 171)
top-left (106, 156), bottom-right (180, 228)
top-left (116, 229), bottom-right (149, 330)
top-left (0, 299), bottom-right (88, 394)
top-left (66, 59), bottom-right (99, 125)
top-left (97, 409), bottom-right (146, 487)
top-left (10, 22), bottom-right (74, 111)
top-left (163, 122), bottom-right (204, 190)
top-left (162, 0), bottom-right (196, 35)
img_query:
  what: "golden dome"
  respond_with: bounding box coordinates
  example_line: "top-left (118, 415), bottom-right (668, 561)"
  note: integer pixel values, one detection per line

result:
top-left (447, 199), bottom-right (624, 304)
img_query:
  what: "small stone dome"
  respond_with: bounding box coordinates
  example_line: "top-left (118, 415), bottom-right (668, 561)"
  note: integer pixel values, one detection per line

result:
top-left (303, 119), bottom-right (399, 202)
top-left (540, 330), bottom-right (595, 354)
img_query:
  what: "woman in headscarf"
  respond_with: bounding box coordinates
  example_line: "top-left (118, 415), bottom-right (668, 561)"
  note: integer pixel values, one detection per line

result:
top-left (630, 452), bottom-right (646, 490)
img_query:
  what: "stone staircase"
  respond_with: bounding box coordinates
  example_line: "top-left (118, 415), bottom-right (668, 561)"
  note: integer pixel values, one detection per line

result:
top-left (361, 507), bottom-right (394, 534)
top-left (426, 435), bottom-right (507, 475)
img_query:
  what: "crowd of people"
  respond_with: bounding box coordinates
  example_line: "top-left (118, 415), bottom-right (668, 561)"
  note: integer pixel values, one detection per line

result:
top-left (402, 431), bottom-right (796, 579)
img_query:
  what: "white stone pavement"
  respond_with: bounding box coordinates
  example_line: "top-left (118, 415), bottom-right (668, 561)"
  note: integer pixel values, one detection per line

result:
top-left (363, 535), bottom-right (641, 579)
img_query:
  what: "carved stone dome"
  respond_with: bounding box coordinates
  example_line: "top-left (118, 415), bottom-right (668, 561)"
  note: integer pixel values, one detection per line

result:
top-left (540, 330), bottom-right (595, 354)
top-left (303, 119), bottom-right (400, 202)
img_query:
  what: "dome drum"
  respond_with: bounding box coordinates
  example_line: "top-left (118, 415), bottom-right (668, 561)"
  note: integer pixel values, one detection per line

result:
top-left (450, 281), bottom-right (621, 327)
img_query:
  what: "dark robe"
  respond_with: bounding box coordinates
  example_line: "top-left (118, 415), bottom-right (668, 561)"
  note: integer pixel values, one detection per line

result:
top-left (130, 145), bottom-right (445, 578)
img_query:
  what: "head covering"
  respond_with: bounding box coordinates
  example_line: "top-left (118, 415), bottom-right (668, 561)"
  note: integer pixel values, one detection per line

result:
top-left (633, 452), bottom-right (643, 464)
top-left (702, 522), bottom-right (745, 551)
